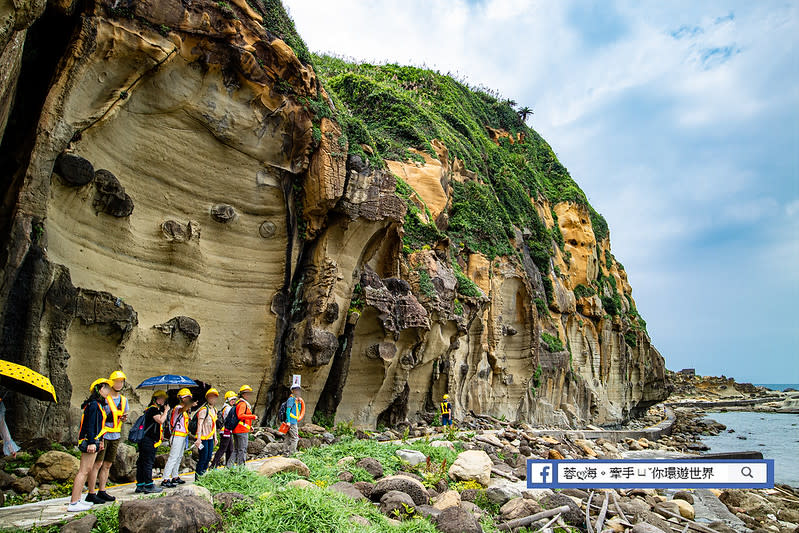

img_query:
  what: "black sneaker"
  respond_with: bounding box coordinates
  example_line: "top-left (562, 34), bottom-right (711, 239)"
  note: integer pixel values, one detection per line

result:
top-left (161, 480), bottom-right (175, 488)
top-left (142, 484), bottom-right (162, 494)
top-left (96, 491), bottom-right (116, 502)
top-left (134, 485), bottom-right (145, 494)
top-left (85, 493), bottom-right (104, 504)
top-left (173, 477), bottom-right (186, 485)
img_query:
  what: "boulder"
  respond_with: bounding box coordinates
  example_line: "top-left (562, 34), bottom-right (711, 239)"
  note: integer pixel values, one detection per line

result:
top-left (380, 490), bottom-right (416, 519)
top-left (212, 491), bottom-right (249, 512)
top-left (30, 451), bottom-right (79, 483)
top-left (337, 471), bottom-right (354, 482)
top-left (396, 449), bottom-right (426, 466)
top-left (574, 439), bottom-right (598, 457)
top-left (548, 448), bottom-right (565, 460)
top-left (118, 494), bottom-right (222, 533)
top-left (654, 500), bottom-right (681, 518)
top-left (257, 457), bottom-right (310, 477)
top-left (539, 492), bottom-right (583, 526)
top-left (416, 504), bottom-right (443, 520)
top-left (110, 442), bottom-right (138, 482)
top-left (11, 475), bottom-right (36, 493)
top-left (433, 505), bottom-right (483, 533)
top-left (433, 490), bottom-right (461, 511)
top-left (500, 497), bottom-right (543, 521)
top-left (0, 470), bottom-right (14, 490)
top-left (448, 450), bottom-right (492, 486)
top-left (172, 484), bottom-right (212, 503)
top-left (672, 490), bottom-right (694, 504)
top-left (329, 481), bottom-right (365, 500)
top-left (356, 457), bottom-right (384, 478)
top-left (353, 481), bottom-right (374, 499)
top-left (55, 152), bottom-right (94, 186)
top-left (61, 514), bottom-right (97, 533)
top-left (673, 498), bottom-right (695, 519)
top-left (485, 483), bottom-right (521, 505)
top-left (632, 510), bottom-right (673, 533)
top-left (371, 475), bottom-right (429, 506)
top-left (247, 438), bottom-right (266, 456)
top-left (707, 521), bottom-right (738, 533)
top-left (301, 423), bottom-right (326, 435)
top-left (93, 169), bottom-right (134, 217)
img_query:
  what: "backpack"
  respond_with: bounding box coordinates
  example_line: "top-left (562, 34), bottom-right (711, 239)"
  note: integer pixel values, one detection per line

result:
top-left (216, 409), bottom-right (225, 430)
top-left (278, 399), bottom-right (289, 423)
top-left (162, 407), bottom-right (174, 440)
top-left (187, 408), bottom-right (200, 437)
top-left (223, 401), bottom-right (240, 431)
top-left (128, 414), bottom-right (150, 444)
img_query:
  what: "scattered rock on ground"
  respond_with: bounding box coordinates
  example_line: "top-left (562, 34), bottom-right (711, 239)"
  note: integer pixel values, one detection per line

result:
top-left (396, 449), bottom-right (426, 466)
top-left (433, 490), bottom-right (461, 511)
top-left (371, 475), bottom-right (429, 506)
top-left (539, 492), bottom-right (583, 526)
top-left (11, 476), bottom-right (36, 494)
top-left (110, 442), bottom-right (138, 482)
top-left (672, 490), bottom-right (694, 504)
top-left (61, 514), bottom-right (97, 533)
top-left (500, 497), bottom-right (543, 521)
top-left (485, 483), bottom-right (521, 505)
top-left (118, 494), bottom-right (221, 533)
top-left (380, 490), bottom-right (416, 519)
top-left (213, 492), bottom-right (249, 512)
top-left (632, 524), bottom-right (669, 533)
top-left (356, 457), bottom-right (383, 478)
top-left (353, 481), bottom-right (374, 499)
top-left (29, 451), bottom-right (79, 483)
top-left (329, 481), bottom-right (365, 500)
top-left (433, 505), bottom-right (483, 533)
top-left (257, 457), bottom-right (310, 477)
top-left (448, 450), bottom-right (492, 486)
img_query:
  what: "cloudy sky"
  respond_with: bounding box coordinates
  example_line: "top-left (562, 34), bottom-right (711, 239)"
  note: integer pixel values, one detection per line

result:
top-left (284, 0), bottom-right (799, 384)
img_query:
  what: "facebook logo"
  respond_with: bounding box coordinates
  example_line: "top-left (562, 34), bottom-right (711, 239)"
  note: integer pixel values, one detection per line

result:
top-left (528, 461), bottom-right (556, 488)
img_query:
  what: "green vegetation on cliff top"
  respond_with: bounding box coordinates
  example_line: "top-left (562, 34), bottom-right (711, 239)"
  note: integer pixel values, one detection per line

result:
top-left (312, 55), bottom-right (609, 260)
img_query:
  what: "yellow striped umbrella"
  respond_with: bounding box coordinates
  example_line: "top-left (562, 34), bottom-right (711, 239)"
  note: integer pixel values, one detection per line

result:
top-left (0, 360), bottom-right (57, 402)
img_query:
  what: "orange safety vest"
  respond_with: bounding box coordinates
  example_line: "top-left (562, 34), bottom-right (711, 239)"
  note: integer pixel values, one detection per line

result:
top-left (78, 401), bottom-right (108, 444)
top-left (107, 394), bottom-right (128, 433)
top-left (171, 408), bottom-right (189, 437)
top-left (199, 406), bottom-right (217, 440)
top-left (440, 401), bottom-right (451, 415)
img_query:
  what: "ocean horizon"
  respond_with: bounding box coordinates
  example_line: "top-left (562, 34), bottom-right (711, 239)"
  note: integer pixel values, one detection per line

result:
top-left (753, 384), bottom-right (799, 391)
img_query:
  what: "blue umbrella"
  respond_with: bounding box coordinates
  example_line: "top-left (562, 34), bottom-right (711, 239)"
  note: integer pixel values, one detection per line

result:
top-left (136, 375), bottom-right (197, 390)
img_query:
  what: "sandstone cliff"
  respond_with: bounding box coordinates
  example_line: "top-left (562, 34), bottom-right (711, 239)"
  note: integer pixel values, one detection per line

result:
top-left (0, 0), bottom-right (669, 441)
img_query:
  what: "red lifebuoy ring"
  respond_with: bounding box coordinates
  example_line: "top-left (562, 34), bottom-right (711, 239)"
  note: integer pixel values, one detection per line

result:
top-left (297, 398), bottom-right (306, 422)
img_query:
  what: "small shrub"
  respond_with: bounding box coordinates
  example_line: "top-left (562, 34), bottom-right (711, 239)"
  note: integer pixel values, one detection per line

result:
top-left (541, 332), bottom-right (564, 352)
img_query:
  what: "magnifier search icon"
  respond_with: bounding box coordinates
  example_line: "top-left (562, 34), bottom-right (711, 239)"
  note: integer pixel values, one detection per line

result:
top-left (741, 466), bottom-right (754, 478)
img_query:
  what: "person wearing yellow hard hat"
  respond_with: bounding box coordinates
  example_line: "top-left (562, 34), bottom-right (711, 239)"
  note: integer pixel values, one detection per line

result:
top-left (193, 388), bottom-right (219, 478)
top-left (440, 394), bottom-right (453, 427)
top-left (69, 378), bottom-right (112, 512)
top-left (210, 391), bottom-right (237, 469)
top-left (228, 385), bottom-right (257, 466)
top-left (86, 370), bottom-right (129, 505)
top-left (135, 390), bottom-right (168, 495)
top-left (162, 387), bottom-right (195, 487)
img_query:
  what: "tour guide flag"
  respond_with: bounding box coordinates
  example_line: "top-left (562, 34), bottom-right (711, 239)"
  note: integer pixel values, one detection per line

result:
top-left (292, 375), bottom-right (301, 388)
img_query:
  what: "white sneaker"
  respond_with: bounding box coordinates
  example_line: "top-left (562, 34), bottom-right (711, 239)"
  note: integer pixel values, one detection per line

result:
top-left (67, 500), bottom-right (93, 512)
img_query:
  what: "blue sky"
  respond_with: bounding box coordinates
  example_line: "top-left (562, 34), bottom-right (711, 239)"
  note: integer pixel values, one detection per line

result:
top-left (284, 1), bottom-right (799, 383)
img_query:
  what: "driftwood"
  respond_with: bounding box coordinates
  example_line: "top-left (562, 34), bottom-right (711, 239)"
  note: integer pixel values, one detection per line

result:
top-left (655, 507), bottom-right (722, 533)
top-left (475, 435), bottom-right (502, 447)
top-left (585, 491), bottom-right (595, 533)
top-left (611, 491), bottom-right (628, 523)
top-left (595, 492), bottom-right (609, 532)
top-left (490, 467), bottom-right (518, 481)
top-left (497, 505), bottom-right (572, 531)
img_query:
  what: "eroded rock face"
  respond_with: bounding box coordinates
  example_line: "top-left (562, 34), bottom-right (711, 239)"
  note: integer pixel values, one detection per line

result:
top-left (0, 0), bottom-right (668, 441)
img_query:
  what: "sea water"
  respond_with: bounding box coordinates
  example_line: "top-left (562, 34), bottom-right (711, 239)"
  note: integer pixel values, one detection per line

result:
top-left (754, 384), bottom-right (799, 391)
top-left (699, 410), bottom-right (799, 486)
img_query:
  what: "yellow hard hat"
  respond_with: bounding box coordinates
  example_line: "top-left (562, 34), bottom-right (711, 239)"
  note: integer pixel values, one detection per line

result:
top-left (205, 388), bottom-right (219, 398)
top-left (90, 378), bottom-right (113, 391)
top-left (443, 394), bottom-right (449, 399)
top-left (109, 370), bottom-right (127, 381)
top-left (239, 384), bottom-right (253, 393)
top-left (224, 390), bottom-right (237, 401)
top-left (177, 388), bottom-right (192, 398)
top-left (153, 390), bottom-right (168, 399)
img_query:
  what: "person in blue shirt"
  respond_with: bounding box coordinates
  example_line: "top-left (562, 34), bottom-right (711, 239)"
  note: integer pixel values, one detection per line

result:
top-left (284, 386), bottom-right (303, 455)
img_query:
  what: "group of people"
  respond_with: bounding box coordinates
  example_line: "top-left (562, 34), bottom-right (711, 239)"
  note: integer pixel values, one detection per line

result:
top-left (69, 373), bottom-right (305, 512)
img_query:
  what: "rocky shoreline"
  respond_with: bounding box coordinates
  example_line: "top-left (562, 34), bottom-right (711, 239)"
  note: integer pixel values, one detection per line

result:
top-left (1, 409), bottom-right (798, 533)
